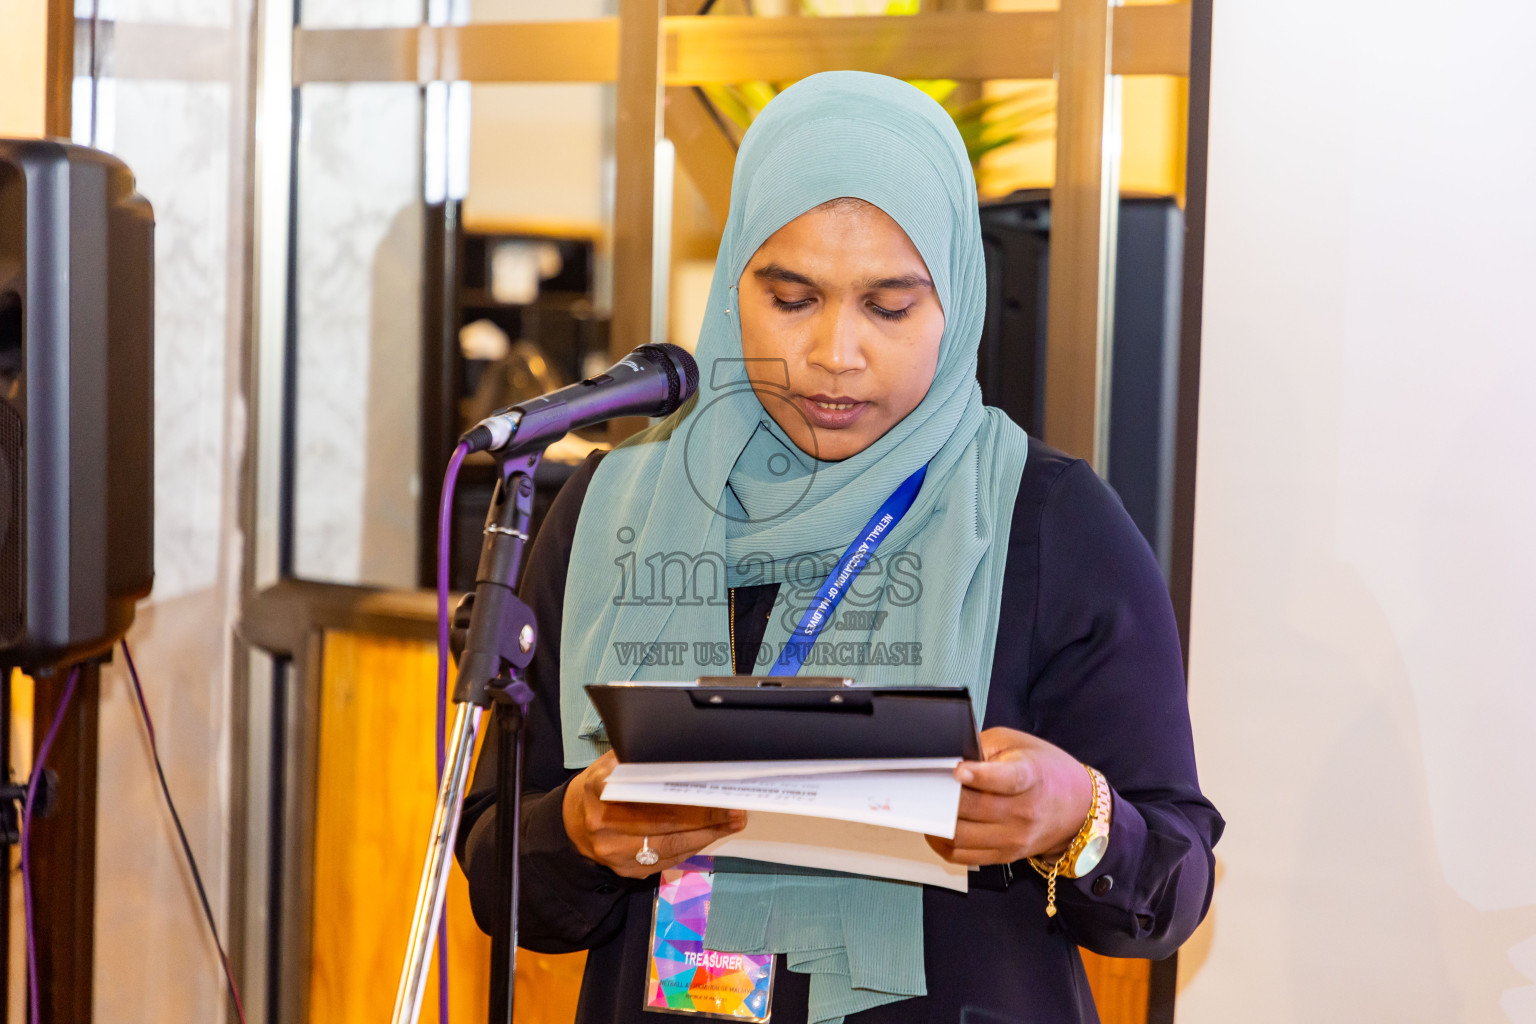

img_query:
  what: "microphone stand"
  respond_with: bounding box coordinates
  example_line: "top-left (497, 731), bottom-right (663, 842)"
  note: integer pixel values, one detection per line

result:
top-left (392, 448), bottom-right (542, 1024)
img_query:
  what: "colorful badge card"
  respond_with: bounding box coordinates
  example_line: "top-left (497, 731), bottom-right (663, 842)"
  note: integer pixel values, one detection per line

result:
top-left (645, 856), bottom-right (774, 1020)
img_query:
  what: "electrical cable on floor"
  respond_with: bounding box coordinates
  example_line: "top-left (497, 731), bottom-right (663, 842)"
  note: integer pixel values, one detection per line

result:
top-left (122, 641), bottom-right (248, 1024)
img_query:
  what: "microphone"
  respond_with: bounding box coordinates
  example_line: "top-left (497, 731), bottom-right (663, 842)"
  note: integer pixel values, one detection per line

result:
top-left (460, 342), bottom-right (700, 456)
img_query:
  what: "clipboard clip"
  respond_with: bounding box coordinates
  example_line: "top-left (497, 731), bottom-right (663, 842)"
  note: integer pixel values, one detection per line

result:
top-left (688, 677), bottom-right (872, 713)
top-left (694, 675), bottom-right (855, 688)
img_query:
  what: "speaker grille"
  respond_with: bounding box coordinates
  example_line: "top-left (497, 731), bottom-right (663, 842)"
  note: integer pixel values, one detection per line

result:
top-left (0, 397), bottom-right (21, 646)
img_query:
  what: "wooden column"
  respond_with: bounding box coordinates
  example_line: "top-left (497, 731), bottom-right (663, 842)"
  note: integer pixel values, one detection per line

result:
top-left (29, 664), bottom-right (99, 1024)
top-left (612, 0), bottom-right (666, 361)
top-left (663, 85), bottom-right (735, 231)
top-left (44, 0), bottom-right (73, 137)
top-left (1043, 0), bottom-right (1121, 469)
top-left (610, 0), bottom-right (667, 441)
top-left (1044, 3), bottom-right (1155, 1020)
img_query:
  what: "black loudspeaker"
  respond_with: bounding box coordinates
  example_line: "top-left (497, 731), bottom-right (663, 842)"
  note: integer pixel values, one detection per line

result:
top-left (979, 191), bottom-right (1184, 575)
top-left (0, 139), bottom-right (154, 671)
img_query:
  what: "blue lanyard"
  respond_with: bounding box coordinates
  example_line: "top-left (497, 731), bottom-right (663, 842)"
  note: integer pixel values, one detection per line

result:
top-left (769, 465), bottom-right (928, 675)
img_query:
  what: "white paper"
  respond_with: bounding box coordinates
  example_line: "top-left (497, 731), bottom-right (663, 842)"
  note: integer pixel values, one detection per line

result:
top-left (600, 758), bottom-right (967, 888)
top-left (700, 812), bottom-right (970, 892)
top-left (601, 766), bottom-right (961, 838)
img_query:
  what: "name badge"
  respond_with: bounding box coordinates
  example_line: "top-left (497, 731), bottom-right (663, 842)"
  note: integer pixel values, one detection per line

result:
top-left (645, 857), bottom-right (773, 1020)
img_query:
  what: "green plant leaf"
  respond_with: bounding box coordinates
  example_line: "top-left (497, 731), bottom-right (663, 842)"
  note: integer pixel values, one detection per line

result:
top-left (700, 84), bottom-right (756, 130)
top-left (737, 80), bottom-right (781, 114)
top-left (908, 79), bottom-right (959, 105)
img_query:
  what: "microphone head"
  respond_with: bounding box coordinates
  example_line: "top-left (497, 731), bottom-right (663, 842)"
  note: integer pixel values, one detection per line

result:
top-left (635, 343), bottom-right (700, 415)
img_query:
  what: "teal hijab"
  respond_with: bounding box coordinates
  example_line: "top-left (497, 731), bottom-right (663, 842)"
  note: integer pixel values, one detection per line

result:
top-left (560, 71), bottom-right (1029, 1022)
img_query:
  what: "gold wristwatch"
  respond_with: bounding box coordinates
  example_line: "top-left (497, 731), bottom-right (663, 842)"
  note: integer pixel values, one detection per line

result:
top-left (1028, 765), bottom-right (1113, 917)
top-left (1060, 766), bottom-right (1112, 879)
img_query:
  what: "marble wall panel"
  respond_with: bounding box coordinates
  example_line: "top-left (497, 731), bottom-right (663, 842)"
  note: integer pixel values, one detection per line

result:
top-left (294, 83), bottom-right (423, 587)
top-left (105, 0), bottom-right (230, 26)
top-left (111, 79), bottom-right (231, 602)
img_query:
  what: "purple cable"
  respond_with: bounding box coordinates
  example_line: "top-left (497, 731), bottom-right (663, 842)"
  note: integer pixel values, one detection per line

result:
top-left (436, 441), bottom-right (470, 1024)
top-left (22, 666), bottom-right (80, 1024)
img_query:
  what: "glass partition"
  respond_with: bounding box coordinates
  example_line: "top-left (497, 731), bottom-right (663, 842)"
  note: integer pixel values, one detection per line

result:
top-left (291, 82), bottom-right (425, 586)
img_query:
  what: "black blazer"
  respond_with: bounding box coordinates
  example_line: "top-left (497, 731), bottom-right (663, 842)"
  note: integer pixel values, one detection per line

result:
top-left (457, 437), bottom-right (1223, 1024)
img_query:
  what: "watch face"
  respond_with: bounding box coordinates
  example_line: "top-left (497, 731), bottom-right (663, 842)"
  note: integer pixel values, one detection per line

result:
top-left (1074, 834), bottom-right (1109, 876)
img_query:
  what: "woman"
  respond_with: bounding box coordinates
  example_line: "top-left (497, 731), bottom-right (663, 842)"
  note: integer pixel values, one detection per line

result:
top-left (459, 71), bottom-right (1221, 1024)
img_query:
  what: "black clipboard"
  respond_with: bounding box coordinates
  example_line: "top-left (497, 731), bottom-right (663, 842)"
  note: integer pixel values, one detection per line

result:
top-left (584, 677), bottom-right (982, 763)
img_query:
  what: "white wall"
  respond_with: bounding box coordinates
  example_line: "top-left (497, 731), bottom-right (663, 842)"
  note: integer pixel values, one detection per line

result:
top-left (1179, 1), bottom-right (1536, 1021)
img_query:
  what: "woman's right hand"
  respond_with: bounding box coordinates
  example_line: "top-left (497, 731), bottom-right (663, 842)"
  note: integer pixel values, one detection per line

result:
top-left (562, 751), bottom-right (746, 878)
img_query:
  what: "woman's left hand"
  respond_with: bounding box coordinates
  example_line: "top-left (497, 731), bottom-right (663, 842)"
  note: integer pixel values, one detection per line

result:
top-left (926, 727), bottom-right (1095, 866)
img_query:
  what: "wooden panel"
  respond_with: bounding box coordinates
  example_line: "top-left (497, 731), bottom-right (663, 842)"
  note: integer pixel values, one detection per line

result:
top-left (290, 7), bottom-right (1190, 84)
top-left (28, 665), bottom-right (98, 1024)
top-left (7, 671), bottom-right (33, 1023)
top-left (612, 0), bottom-right (665, 362)
top-left (437, 22), bottom-right (620, 84)
top-left (610, 0), bottom-right (666, 447)
top-left (309, 632), bottom-right (488, 1023)
top-left (664, 85), bottom-right (736, 230)
top-left (295, 20), bottom-right (621, 86)
top-left (44, 0), bottom-right (72, 136)
top-left (515, 948), bottom-right (586, 1023)
top-left (1113, 4), bottom-right (1190, 78)
top-left (308, 630), bottom-right (588, 1023)
top-left (1082, 949), bottom-right (1151, 1024)
top-left (665, 11), bottom-right (1056, 83)
top-left (243, 580), bottom-right (439, 657)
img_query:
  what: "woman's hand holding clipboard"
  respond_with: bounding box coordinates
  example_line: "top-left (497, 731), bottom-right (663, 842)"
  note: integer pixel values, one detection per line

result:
top-left (562, 751), bottom-right (748, 878)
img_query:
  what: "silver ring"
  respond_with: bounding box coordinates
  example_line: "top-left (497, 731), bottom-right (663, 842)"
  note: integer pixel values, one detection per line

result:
top-left (635, 836), bottom-right (659, 866)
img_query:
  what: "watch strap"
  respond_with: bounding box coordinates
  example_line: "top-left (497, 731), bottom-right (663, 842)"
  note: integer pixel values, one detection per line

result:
top-left (1027, 764), bottom-right (1112, 888)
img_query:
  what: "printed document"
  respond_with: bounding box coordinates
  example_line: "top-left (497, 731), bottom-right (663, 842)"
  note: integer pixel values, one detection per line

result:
top-left (601, 758), bottom-right (968, 891)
